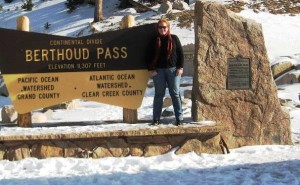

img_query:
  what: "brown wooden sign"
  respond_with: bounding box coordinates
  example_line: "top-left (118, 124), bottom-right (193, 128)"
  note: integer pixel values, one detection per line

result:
top-left (0, 24), bottom-right (156, 113)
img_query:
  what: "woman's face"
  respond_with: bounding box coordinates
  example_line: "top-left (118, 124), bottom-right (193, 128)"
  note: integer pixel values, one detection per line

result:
top-left (158, 22), bottom-right (168, 36)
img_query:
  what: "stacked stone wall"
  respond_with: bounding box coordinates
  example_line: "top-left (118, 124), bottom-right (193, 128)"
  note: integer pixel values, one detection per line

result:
top-left (0, 125), bottom-right (229, 161)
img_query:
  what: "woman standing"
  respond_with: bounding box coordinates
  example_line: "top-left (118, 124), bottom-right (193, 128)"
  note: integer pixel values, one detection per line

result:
top-left (148, 18), bottom-right (184, 126)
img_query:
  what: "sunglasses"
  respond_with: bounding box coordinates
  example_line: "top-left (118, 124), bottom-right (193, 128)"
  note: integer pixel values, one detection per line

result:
top-left (158, 26), bottom-right (167, 29)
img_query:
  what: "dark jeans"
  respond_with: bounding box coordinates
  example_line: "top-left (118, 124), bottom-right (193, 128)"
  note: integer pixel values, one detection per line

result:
top-left (152, 67), bottom-right (183, 121)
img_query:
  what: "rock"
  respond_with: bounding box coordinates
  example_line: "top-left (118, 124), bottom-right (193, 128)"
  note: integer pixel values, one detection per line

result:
top-left (0, 145), bottom-right (6, 160)
top-left (172, 0), bottom-right (190, 10)
top-left (31, 142), bottom-right (63, 159)
top-left (295, 64), bottom-right (300, 70)
top-left (192, 1), bottom-right (292, 148)
top-left (182, 44), bottom-right (195, 76)
top-left (144, 144), bottom-right (172, 157)
top-left (184, 90), bottom-right (192, 99)
top-left (271, 61), bottom-right (294, 79)
top-left (279, 99), bottom-right (295, 107)
top-left (176, 135), bottom-right (223, 155)
top-left (279, 98), bottom-right (298, 109)
top-left (6, 144), bottom-right (30, 161)
top-left (275, 71), bottom-right (300, 85)
top-left (92, 145), bottom-right (113, 158)
top-left (175, 138), bottom-right (202, 155)
top-left (152, 136), bottom-right (169, 144)
top-left (167, 135), bottom-right (186, 146)
top-left (182, 43), bottom-right (195, 51)
top-left (199, 134), bottom-right (224, 154)
top-left (163, 97), bottom-right (173, 107)
top-left (74, 140), bottom-right (102, 151)
top-left (106, 138), bottom-right (130, 157)
top-left (63, 142), bottom-right (82, 157)
top-left (127, 136), bottom-right (153, 144)
top-left (129, 145), bottom-right (144, 156)
top-left (158, 1), bottom-right (172, 14)
top-left (181, 98), bottom-right (190, 106)
top-left (1, 105), bottom-right (17, 123)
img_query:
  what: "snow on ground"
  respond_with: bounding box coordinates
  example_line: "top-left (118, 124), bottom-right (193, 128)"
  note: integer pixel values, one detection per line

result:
top-left (0, 145), bottom-right (300, 185)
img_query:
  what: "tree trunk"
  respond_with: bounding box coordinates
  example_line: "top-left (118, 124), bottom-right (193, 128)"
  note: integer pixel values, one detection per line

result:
top-left (94, 0), bottom-right (103, 22)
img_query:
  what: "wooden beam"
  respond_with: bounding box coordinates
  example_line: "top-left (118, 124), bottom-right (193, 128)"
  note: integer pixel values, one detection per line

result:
top-left (16, 16), bottom-right (32, 127)
top-left (120, 15), bottom-right (138, 123)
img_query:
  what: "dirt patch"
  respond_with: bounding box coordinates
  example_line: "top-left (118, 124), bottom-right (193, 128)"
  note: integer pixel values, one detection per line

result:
top-left (226, 0), bottom-right (300, 16)
top-left (165, 10), bottom-right (194, 29)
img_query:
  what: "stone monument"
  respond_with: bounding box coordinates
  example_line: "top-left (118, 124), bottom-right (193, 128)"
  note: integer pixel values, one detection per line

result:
top-left (192, 1), bottom-right (292, 148)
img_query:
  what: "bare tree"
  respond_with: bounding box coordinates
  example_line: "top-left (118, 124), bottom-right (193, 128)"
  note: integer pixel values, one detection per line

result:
top-left (94, 0), bottom-right (104, 22)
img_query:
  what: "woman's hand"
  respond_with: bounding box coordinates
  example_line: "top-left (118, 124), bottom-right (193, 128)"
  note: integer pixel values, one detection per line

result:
top-left (176, 68), bottom-right (183, 76)
top-left (149, 70), bottom-right (158, 77)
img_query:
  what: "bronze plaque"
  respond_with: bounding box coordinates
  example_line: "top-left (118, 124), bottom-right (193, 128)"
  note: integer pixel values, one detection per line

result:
top-left (227, 56), bottom-right (251, 90)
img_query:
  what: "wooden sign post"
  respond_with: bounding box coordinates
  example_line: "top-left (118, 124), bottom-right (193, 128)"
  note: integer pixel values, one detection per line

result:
top-left (16, 16), bottom-right (32, 127)
top-left (121, 15), bottom-right (138, 124)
